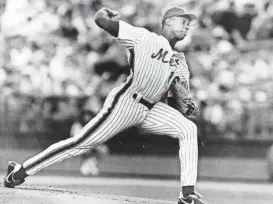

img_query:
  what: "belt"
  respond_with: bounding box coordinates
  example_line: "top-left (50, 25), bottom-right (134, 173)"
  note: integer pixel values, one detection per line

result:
top-left (132, 93), bottom-right (155, 110)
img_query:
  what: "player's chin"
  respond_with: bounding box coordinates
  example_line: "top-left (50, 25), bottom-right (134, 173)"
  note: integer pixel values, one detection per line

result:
top-left (178, 35), bottom-right (186, 41)
top-left (176, 33), bottom-right (187, 40)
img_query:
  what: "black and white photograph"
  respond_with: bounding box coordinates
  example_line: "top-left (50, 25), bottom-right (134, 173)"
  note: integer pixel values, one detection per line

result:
top-left (0, 0), bottom-right (273, 203)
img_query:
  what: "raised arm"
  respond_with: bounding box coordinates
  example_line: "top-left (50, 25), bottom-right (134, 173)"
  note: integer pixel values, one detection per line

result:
top-left (95, 7), bottom-right (147, 49)
top-left (94, 7), bottom-right (119, 37)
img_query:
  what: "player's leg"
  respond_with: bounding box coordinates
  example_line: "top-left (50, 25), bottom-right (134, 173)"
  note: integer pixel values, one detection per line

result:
top-left (140, 102), bottom-right (198, 186)
top-left (23, 96), bottom-right (146, 175)
top-left (140, 102), bottom-right (206, 204)
top-left (3, 79), bottom-right (147, 187)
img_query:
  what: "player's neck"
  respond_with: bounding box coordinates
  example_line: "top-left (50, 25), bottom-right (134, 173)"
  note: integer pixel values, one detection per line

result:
top-left (161, 30), bottom-right (178, 50)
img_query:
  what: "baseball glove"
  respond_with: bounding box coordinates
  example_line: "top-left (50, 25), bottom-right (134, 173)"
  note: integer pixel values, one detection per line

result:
top-left (183, 98), bottom-right (199, 119)
top-left (168, 96), bottom-right (199, 119)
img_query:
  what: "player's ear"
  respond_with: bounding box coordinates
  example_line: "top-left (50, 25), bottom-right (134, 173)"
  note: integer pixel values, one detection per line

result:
top-left (165, 18), bottom-right (172, 26)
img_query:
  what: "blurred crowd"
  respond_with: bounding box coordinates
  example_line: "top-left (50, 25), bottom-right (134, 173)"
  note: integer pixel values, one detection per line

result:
top-left (0, 0), bottom-right (272, 142)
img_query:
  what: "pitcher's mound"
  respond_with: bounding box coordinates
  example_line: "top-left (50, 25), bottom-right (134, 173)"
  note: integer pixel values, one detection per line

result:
top-left (0, 184), bottom-right (174, 204)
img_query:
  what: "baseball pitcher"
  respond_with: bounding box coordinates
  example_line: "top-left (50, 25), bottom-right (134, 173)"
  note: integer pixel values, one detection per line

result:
top-left (3, 6), bottom-right (206, 204)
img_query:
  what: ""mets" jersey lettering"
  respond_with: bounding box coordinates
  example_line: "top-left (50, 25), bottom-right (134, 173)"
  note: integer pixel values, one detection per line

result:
top-left (151, 48), bottom-right (169, 63)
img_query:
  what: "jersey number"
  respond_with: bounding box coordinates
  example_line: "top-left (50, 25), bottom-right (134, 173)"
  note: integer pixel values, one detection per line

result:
top-left (168, 72), bottom-right (180, 87)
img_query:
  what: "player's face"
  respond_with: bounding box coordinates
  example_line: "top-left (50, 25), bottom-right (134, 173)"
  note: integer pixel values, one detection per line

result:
top-left (169, 16), bottom-right (190, 40)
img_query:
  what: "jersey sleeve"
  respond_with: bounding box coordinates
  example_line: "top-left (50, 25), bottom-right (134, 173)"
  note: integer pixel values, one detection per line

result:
top-left (171, 52), bottom-right (191, 99)
top-left (117, 20), bottom-right (146, 49)
top-left (171, 55), bottom-right (192, 107)
top-left (173, 78), bottom-right (191, 102)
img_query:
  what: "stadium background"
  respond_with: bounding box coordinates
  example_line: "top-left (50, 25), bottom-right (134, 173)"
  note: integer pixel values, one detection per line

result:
top-left (0, 0), bottom-right (273, 181)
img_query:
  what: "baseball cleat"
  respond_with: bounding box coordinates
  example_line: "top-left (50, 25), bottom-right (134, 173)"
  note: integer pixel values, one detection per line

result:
top-left (178, 192), bottom-right (207, 204)
top-left (3, 161), bottom-right (27, 188)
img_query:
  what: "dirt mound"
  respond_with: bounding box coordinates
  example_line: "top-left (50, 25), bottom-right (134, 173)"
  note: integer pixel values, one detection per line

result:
top-left (0, 184), bottom-right (174, 204)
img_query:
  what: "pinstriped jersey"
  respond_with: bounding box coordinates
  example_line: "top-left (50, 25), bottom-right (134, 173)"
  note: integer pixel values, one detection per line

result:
top-left (168, 52), bottom-right (193, 111)
top-left (168, 52), bottom-right (190, 97)
top-left (117, 20), bottom-right (175, 103)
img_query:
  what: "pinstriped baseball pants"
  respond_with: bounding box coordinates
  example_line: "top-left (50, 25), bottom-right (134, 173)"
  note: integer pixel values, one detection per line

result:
top-left (23, 78), bottom-right (198, 186)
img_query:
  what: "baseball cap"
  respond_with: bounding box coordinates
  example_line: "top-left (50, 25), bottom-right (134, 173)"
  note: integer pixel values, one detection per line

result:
top-left (162, 7), bottom-right (197, 26)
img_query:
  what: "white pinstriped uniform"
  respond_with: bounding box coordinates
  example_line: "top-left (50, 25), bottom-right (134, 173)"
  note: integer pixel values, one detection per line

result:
top-left (22, 21), bottom-right (198, 186)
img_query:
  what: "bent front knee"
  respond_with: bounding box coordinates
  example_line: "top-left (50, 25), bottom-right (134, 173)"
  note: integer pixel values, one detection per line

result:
top-left (177, 121), bottom-right (198, 141)
top-left (190, 121), bottom-right (198, 136)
